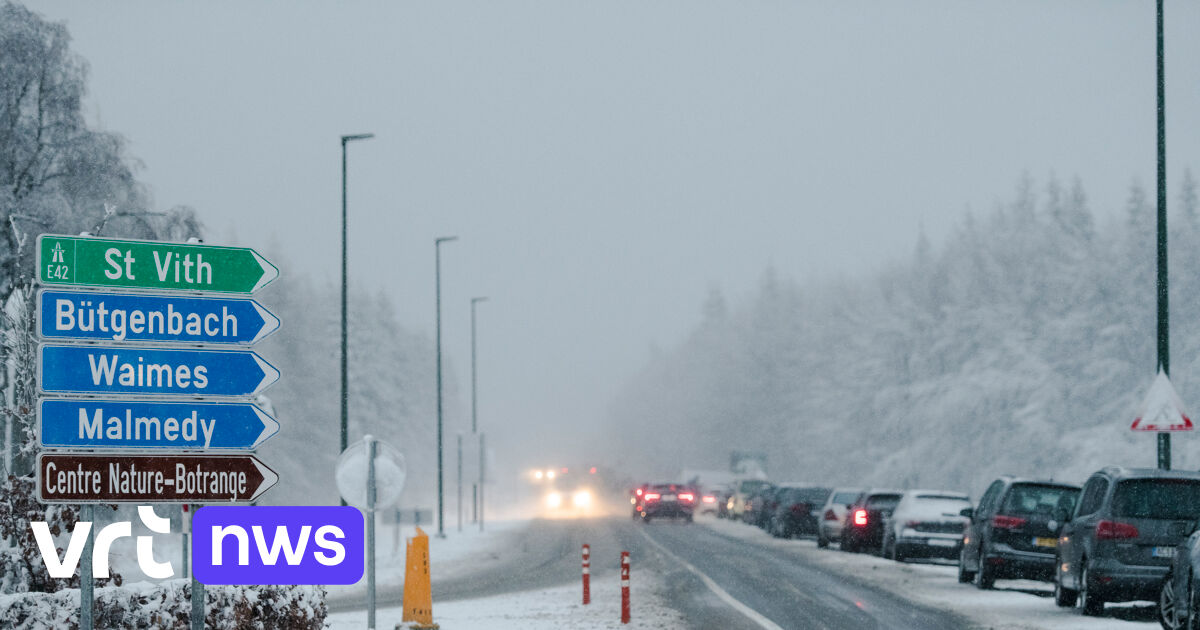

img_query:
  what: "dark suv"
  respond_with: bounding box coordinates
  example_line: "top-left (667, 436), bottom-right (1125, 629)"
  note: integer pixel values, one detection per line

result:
top-left (958, 477), bottom-right (1080, 588)
top-left (840, 489), bottom-right (903, 553)
top-left (1054, 467), bottom-right (1200, 616)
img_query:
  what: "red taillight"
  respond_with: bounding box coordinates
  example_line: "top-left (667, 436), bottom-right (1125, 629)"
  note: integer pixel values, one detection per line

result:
top-left (645, 493), bottom-right (660, 501)
top-left (679, 493), bottom-right (695, 502)
top-left (702, 496), bottom-right (716, 503)
top-left (824, 509), bottom-right (838, 521)
top-left (1096, 520), bottom-right (1140, 540)
top-left (636, 488), bottom-right (643, 497)
top-left (791, 504), bottom-right (807, 514)
top-left (991, 514), bottom-right (1028, 530)
top-left (853, 509), bottom-right (868, 526)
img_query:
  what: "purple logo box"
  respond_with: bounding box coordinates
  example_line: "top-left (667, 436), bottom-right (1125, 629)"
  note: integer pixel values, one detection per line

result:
top-left (193, 506), bottom-right (364, 585)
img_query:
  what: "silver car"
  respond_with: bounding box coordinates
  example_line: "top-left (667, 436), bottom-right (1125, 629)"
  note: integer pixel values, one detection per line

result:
top-left (880, 489), bottom-right (971, 562)
top-left (817, 487), bottom-right (865, 548)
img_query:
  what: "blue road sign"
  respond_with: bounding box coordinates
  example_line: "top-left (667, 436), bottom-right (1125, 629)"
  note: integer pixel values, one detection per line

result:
top-left (38, 290), bottom-right (280, 346)
top-left (39, 399), bottom-right (280, 450)
top-left (38, 345), bottom-right (280, 397)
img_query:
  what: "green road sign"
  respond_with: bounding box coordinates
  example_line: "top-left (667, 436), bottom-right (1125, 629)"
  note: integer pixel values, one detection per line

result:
top-left (37, 235), bottom-right (278, 294)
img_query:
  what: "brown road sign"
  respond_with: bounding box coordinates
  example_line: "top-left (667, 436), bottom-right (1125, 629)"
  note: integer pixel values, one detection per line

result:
top-left (37, 452), bottom-right (277, 503)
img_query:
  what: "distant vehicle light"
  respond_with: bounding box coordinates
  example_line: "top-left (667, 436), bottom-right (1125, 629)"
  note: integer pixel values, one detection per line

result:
top-left (679, 493), bottom-right (695, 502)
top-left (547, 470), bottom-right (557, 480)
top-left (636, 488), bottom-right (643, 497)
top-left (534, 470), bottom-right (544, 480)
top-left (589, 467), bottom-right (597, 474)
top-left (853, 509), bottom-right (868, 526)
top-left (824, 509), bottom-right (838, 521)
top-left (546, 492), bottom-right (563, 508)
top-left (573, 490), bottom-right (592, 507)
top-left (645, 493), bottom-right (661, 501)
top-left (702, 495), bottom-right (716, 503)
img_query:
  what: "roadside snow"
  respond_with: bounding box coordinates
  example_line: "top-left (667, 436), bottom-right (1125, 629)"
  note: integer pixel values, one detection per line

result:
top-left (326, 573), bottom-right (687, 630)
top-left (700, 516), bottom-right (1157, 630)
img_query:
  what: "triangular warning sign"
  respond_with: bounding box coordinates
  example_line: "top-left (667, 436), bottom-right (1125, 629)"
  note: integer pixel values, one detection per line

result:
top-left (1131, 371), bottom-right (1194, 432)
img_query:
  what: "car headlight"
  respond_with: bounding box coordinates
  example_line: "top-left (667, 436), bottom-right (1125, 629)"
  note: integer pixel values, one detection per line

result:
top-left (573, 490), bottom-right (592, 507)
top-left (546, 492), bottom-right (563, 508)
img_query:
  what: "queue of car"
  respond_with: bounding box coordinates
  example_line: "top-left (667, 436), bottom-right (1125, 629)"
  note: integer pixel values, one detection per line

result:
top-left (699, 465), bottom-right (1200, 628)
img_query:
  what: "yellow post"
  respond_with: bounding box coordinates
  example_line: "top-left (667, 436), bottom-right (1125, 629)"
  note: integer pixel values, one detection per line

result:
top-left (401, 526), bottom-right (437, 628)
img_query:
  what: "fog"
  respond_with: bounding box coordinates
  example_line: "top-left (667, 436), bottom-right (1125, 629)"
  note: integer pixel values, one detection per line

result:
top-left (21, 0), bottom-right (1200, 490)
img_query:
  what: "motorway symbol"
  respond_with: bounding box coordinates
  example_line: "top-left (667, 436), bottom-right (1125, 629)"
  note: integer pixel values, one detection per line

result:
top-left (38, 290), bottom-right (280, 346)
top-left (39, 399), bottom-right (280, 450)
top-left (37, 235), bottom-right (278, 294)
top-left (36, 452), bottom-right (278, 503)
top-left (38, 344), bottom-right (280, 398)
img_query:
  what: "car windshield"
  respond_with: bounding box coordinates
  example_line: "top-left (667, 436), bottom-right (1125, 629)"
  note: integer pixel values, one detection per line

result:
top-left (866, 495), bottom-right (901, 509)
top-left (1000, 484), bottom-right (1079, 516)
top-left (908, 496), bottom-right (970, 517)
top-left (832, 491), bottom-right (860, 505)
top-left (1112, 479), bottom-right (1200, 520)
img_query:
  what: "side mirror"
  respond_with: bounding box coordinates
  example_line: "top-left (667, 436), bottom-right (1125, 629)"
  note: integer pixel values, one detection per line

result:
top-left (959, 507), bottom-right (974, 520)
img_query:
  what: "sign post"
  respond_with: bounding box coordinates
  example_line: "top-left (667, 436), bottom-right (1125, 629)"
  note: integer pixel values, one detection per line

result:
top-left (32, 234), bottom-right (280, 630)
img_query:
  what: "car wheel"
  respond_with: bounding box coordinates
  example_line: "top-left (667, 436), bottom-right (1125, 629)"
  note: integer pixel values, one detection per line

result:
top-left (1162, 573), bottom-right (1183, 630)
top-left (958, 547), bottom-right (976, 584)
top-left (974, 555), bottom-right (995, 590)
top-left (685, 514), bottom-right (693, 524)
top-left (817, 533), bottom-right (829, 549)
top-left (891, 540), bottom-right (906, 563)
top-left (1054, 554), bottom-right (1078, 607)
top-left (1081, 562), bottom-right (1104, 616)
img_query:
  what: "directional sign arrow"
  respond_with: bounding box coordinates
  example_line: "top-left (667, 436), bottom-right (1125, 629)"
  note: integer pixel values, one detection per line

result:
top-left (37, 235), bottom-right (278, 294)
top-left (39, 399), bottom-right (280, 450)
top-left (36, 452), bottom-right (278, 503)
top-left (39, 344), bottom-right (280, 398)
top-left (38, 290), bottom-right (281, 346)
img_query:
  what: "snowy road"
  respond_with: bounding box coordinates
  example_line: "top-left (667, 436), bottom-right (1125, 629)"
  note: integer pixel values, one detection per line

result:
top-left (330, 513), bottom-right (1166, 628)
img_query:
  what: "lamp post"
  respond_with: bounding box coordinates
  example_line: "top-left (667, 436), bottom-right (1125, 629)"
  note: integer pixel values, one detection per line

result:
top-left (1155, 0), bottom-right (1170, 469)
top-left (435, 236), bottom-right (458, 537)
top-left (471, 296), bottom-right (488, 528)
top-left (340, 133), bottom-right (374, 506)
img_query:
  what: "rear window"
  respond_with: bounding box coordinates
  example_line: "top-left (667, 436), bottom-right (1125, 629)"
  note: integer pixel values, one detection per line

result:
top-left (910, 497), bottom-right (971, 515)
top-left (1113, 479), bottom-right (1200, 520)
top-left (866, 494), bottom-right (901, 509)
top-left (832, 491), bottom-right (860, 505)
top-left (797, 488), bottom-right (831, 503)
top-left (740, 480), bottom-right (771, 494)
top-left (1001, 484), bottom-right (1080, 516)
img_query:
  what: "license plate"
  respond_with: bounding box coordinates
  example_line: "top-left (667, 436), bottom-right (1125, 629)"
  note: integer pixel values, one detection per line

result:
top-left (1153, 546), bottom-right (1176, 558)
top-left (662, 494), bottom-right (677, 502)
top-left (928, 539), bottom-right (956, 547)
top-left (1033, 537), bottom-right (1057, 548)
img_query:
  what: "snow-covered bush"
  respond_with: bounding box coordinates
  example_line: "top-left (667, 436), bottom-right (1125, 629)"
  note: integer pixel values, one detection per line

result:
top-left (0, 580), bottom-right (326, 629)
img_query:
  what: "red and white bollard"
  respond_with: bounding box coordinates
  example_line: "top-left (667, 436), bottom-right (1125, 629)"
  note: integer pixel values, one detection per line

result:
top-left (620, 551), bottom-right (630, 624)
top-left (581, 544), bottom-right (591, 605)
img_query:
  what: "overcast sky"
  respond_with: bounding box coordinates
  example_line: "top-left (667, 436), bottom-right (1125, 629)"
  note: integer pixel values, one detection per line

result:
top-left (23, 0), bottom-right (1200, 466)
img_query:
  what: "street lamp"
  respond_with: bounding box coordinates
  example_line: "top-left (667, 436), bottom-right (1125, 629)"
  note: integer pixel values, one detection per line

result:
top-left (471, 296), bottom-right (488, 530)
top-left (435, 236), bottom-right (458, 537)
top-left (340, 133), bottom-right (374, 506)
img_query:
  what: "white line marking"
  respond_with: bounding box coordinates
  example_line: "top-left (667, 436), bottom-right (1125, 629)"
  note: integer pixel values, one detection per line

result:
top-left (637, 527), bottom-right (785, 630)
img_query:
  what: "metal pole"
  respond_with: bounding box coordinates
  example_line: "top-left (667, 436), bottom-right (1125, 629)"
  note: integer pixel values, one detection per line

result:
top-left (1156, 0), bottom-right (1170, 470)
top-left (473, 484), bottom-right (478, 523)
top-left (435, 236), bottom-right (457, 537)
top-left (340, 133), bottom-right (373, 504)
top-left (457, 432), bottom-right (463, 532)
top-left (80, 505), bottom-right (94, 630)
top-left (191, 504), bottom-right (204, 630)
top-left (367, 436), bottom-right (377, 630)
top-left (479, 432), bottom-right (485, 531)
top-left (471, 296), bottom-right (487, 531)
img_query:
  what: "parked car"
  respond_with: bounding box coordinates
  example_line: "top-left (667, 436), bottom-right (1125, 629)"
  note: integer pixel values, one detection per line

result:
top-left (698, 486), bottom-right (724, 515)
top-left (1054, 467), bottom-right (1200, 616)
top-left (1157, 513), bottom-right (1200, 630)
top-left (727, 478), bottom-right (773, 521)
top-left (958, 476), bottom-right (1080, 588)
top-left (817, 487), bottom-right (865, 548)
top-left (840, 489), bottom-right (903, 553)
top-left (769, 485), bottom-right (832, 539)
top-left (743, 485), bottom-right (779, 528)
top-left (880, 489), bottom-right (971, 562)
top-left (638, 482), bottom-right (698, 523)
